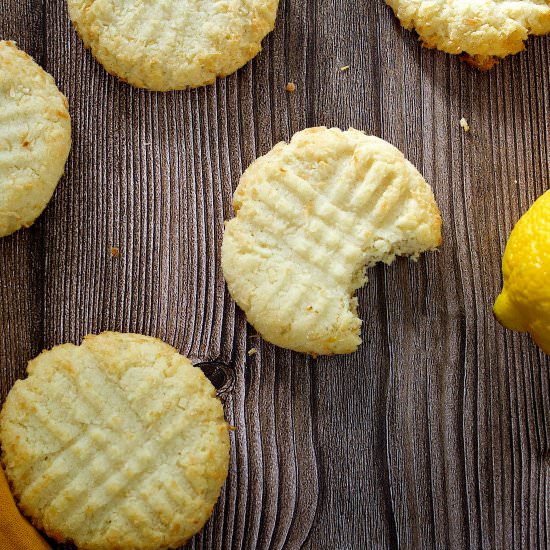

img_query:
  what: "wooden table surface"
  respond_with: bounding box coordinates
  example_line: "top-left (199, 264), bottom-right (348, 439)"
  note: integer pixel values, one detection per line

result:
top-left (1, 1), bottom-right (550, 549)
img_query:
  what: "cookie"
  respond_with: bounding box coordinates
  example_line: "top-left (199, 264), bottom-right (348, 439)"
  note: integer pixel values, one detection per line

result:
top-left (0, 332), bottom-right (230, 550)
top-left (222, 127), bottom-right (442, 355)
top-left (0, 41), bottom-right (71, 237)
top-left (386, 0), bottom-right (550, 69)
top-left (67, 0), bottom-right (280, 90)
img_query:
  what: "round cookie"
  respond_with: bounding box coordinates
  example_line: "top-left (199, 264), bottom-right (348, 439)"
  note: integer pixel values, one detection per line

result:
top-left (0, 332), bottom-right (230, 550)
top-left (0, 41), bottom-right (71, 237)
top-left (222, 127), bottom-right (442, 356)
top-left (385, 0), bottom-right (550, 69)
top-left (67, 0), bottom-right (280, 90)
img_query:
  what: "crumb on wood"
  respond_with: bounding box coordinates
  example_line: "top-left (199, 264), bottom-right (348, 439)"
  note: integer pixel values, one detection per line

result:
top-left (286, 82), bottom-right (296, 92)
top-left (228, 425), bottom-right (237, 432)
top-left (248, 348), bottom-right (258, 356)
top-left (111, 247), bottom-right (119, 258)
top-left (340, 65), bottom-right (350, 71)
top-left (460, 117), bottom-right (470, 132)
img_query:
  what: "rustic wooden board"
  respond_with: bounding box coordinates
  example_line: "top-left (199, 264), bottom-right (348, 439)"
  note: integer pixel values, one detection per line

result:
top-left (1, 1), bottom-right (549, 548)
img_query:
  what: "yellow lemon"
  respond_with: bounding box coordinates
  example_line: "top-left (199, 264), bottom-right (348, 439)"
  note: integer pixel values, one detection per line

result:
top-left (493, 189), bottom-right (550, 354)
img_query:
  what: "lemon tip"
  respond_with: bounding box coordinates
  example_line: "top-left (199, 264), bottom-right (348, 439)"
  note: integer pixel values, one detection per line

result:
top-left (493, 291), bottom-right (527, 333)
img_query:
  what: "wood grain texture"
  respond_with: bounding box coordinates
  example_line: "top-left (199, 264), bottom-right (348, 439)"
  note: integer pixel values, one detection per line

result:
top-left (1, 1), bottom-right (549, 548)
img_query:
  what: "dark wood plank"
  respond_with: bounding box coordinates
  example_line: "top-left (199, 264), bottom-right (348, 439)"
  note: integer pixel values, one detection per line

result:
top-left (1, 0), bottom-right (549, 548)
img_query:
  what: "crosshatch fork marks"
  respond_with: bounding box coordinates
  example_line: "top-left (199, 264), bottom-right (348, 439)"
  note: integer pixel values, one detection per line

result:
top-left (1, 0), bottom-right (550, 548)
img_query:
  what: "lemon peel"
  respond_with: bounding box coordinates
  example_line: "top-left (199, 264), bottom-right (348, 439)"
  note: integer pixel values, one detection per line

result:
top-left (494, 189), bottom-right (550, 354)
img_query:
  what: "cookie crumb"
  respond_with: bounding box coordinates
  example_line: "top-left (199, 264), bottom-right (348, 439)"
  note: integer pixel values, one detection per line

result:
top-left (460, 117), bottom-right (470, 132)
top-left (247, 348), bottom-right (258, 356)
top-left (340, 65), bottom-right (350, 71)
top-left (111, 247), bottom-right (119, 258)
top-left (286, 82), bottom-right (296, 92)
